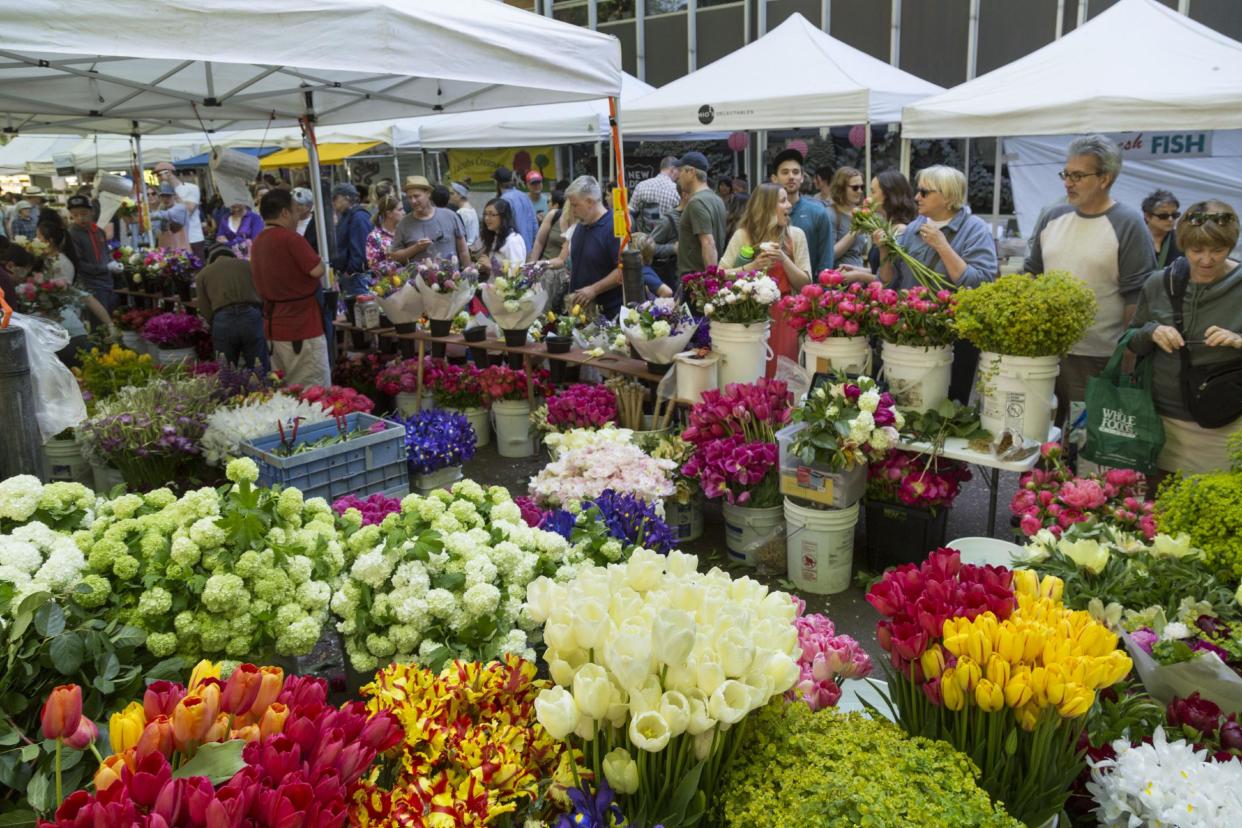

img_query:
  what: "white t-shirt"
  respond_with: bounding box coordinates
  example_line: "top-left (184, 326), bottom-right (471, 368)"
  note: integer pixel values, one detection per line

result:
top-left (176, 183), bottom-right (204, 244)
top-left (491, 230), bottom-right (527, 267)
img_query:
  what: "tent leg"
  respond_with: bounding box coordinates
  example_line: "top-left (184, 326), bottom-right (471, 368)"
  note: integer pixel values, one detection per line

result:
top-left (434, 152), bottom-right (442, 183)
top-left (744, 138), bottom-right (752, 184)
top-left (864, 120), bottom-right (872, 188)
top-left (566, 144), bottom-right (573, 180)
top-left (758, 130), bottom-right (767, 182)
top-left (303, 114), bottom-right (332, 286)
top-left (991, 138), bottom-right (1004, 232)
top-left (963, 138), bottom-right (971, 197)
top-left (900, 137), bottom-right (911, 179)
top-left (132, 129), bottom-right (154, 247)
top-left (420, 150), bottom-right (428, 177)
top-left (393, 151), bottom-right (402, 187)
top-left (596, 142), bottom-right (603, 182)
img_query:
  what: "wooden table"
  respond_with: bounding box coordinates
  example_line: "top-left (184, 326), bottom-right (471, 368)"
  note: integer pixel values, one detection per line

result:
top-left (115, 288), bottom-right (182, 312)
top-left (334, 320), bottom-right (395, 360)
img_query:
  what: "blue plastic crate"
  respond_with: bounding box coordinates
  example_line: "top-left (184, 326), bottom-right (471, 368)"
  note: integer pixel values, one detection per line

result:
top-left (240, 413), bottom-right (409, 502)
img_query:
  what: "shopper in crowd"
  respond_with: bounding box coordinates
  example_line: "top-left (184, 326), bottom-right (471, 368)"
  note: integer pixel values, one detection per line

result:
top-left (478, 198), bottom-right (527, 275)
top-left (493, 166), bottom-right (539, 250)
top-left (675, 151), bottom-right (727, 277)
top-left (812, 167), bottom-right (833, 206)
top-left (251, 188), bottom-right (330, 387)
top-left (725, 190), bottom-right (749, 240)
top-left (720, 182), bottom-right (811, 371)
top-left (431, 185), bottom-right (451, 209)
top-left (530, 189), bottom-right (574, 312)
top-left (648, 186), bottom-right (684, 288)
top-left (628, 233), bottom-right (676, 298)
top-left (392, 175), bottom-right (470, 265)
top-left (1142, 188), bottom-right (1182, 269)
top-left (716, 178), bottom-right (734, 206)
top-left (214, 199), bottom-right (264, 249)
top-left (563, 175), bottom-right (623, 318)
top-left (10, 200), bottom-right (37, 239)
top-left (630, 157), bottom-right (680, 234)
top-left (878, 165), bottom-right (998, 403)
top-left (22, 187), bottom-right (48, 225)
top-left (35, 218), bottom-right (113, 366)
top-left (176, 182), bottom-right (206, 260)
top-left (366, 194), bottom-right (405, 283)
top-left (828, 167), bottom-right (868, 268)
top-left (526, 171), bottom-right (549, 219)
top-left (1025, 134), bottom-right (1156, 424)
top-left (329, 182), bottom-right (373, 296)
top-left (1128, 201), bottom-right (1242, 475)
top-left (770, 148), bottom-right (834, 275)
top-left (448, 183), bottom-right (481, 253)
top-left (844, 168), bottom-right (919, 280)
top-left (153, 183), bottom-right (177, 238)
top-left (196, 246), bottom-right (268, 372)
top-left (66, 194), bottom-right (121, 311)
top-left (292, 187), bottom-right (315, 240)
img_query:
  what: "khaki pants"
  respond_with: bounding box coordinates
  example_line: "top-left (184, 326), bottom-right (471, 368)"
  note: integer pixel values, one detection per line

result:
top-left (1056, 353), bottom-right (1110, 427)
top-left (271, 335), bottom-right (331, 387)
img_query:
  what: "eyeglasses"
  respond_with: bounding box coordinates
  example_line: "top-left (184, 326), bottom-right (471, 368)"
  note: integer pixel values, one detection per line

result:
top-left (1185, 212), bottom-right (1238, 226)
top-left (1149, 211), bottom-right (1181, 221)
top-left (1057, 170), bottom-right (1103, 182)
top-left (848, 184), bottom-right (865, 192)
top-left (483, 211), bottom-right (499, 218)
top-left (915, 188), bottom-right (938, 197)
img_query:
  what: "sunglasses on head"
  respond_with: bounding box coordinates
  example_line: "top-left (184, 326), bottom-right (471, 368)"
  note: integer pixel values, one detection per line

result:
top-left (1150, 211), bottom-right (1181, 220)
top-left (1185, 212), bottom-right (1237, 226)
top-left (915, 188), bottom-right (937, 197)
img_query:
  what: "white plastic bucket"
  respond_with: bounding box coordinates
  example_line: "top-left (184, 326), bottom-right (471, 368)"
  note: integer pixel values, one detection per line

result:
top-left (412, 464), bottom-right (463, 495)
top-left (154, 346), bottom-right (195, 367)
top-left (463, 407), bottom-right (491, 447)
top-left (711, 321), bottom-right (771, 390)
top-left (800, 336), bottom-right (872, 376)
top-left (43, 437), bottom-right (90, 485)
top-left (663, 496), bottom-right (703, 543)
top-left (91, 462), bottom-right (125, 495)
top-left (722, 502), bottom-right (784, 565)
top-left (395, 392), bottom-right (435, 417)
top-left (631, 414), bottom-right (671, 445)
top-left (120, 330), bottom-right (143, 353)
top-left (492, 400), bottom-right (534, 458)
top-left (977, 353), bottom-right (1060, 442)
top-left (785, 498), bottom-right (859, 595)
top-left (673, 351), bottom-right (720, 404)
top-left (880, 342), bottom-right (952, 412)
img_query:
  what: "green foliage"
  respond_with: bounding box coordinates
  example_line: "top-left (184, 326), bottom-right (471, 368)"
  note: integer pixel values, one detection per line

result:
top-left (1157, 469), bottom-right (1242, 582)
top-left (716, 702), bottom-right (1022, 828)
top-left (953, 271), bottom-right (1097, 357)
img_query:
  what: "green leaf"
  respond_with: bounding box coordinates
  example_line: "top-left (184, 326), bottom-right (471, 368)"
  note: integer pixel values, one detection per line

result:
top-left (11, 592), bottom-right (50, 641)
top-left (145, 656), bottom-right (188, 682)
top-left (33, 603), bottom-right (65, 638)
top-left (433, 572), bottom-right (465, 592)
top-left (0, 729), bottom-right (17, 748)
top-left (110, 626), bottom-right (147, 650)
top-left (18, 744), bottom-right (39, 763)
top-left (25, 771), bottom-right (53, 814)
top-left (1005, 726), bottom-right (1018, 756)
top-left (0, 809), bottom-right (38, 828)
top-left (171, 740), bottom-right (247, 784)
top-left (49, 633), bottom-right (86, 675)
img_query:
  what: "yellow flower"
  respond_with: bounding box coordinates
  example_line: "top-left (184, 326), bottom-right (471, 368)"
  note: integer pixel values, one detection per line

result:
top-left (1011, 568), bottom-right (1039, 598)
top-left (188, 659), bottom-right (220, 692)
top-left (941, 668), bottom-right (965, 711)
top-left (920, 645), bottom-right (946, 681)
top-left (109, 701), bottom-right (146, 754)
top-left (954, 657), bottom-right (981, 693)
top-left (974, 680), bottom-right (1004, 713)
top-left (985, 655), bottom-right (1010, 689)
top-left (1056, 684), bottom-right (1094, 718)
top-left (1003, 674), bottom-right (1033, 709)
top-left (1058, 539), bottom-right (1110, 575)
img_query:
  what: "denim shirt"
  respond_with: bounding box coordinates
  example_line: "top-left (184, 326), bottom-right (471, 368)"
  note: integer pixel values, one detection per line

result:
top-left (892, 206), bottom-right (998, 291)
top-left (789, 196), bottom-right (835, 275)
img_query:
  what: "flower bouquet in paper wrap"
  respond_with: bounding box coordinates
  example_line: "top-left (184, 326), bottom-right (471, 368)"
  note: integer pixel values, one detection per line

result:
top-left (413, 257), bottom-right (478, 322)
top-left (621, 297), bottom-right (698, 367)
top-left (482, 261), bottom-right (548, 332)
top-left (373, 269), bottom-right (423, 326)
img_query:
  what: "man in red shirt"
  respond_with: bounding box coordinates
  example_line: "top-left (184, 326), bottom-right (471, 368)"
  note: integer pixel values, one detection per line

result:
top-left (251, 189), bottom-right (330, 386)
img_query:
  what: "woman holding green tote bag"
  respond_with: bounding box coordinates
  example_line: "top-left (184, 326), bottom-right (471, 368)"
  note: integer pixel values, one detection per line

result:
top-left (1082, 330), bottom-right (1165, 475)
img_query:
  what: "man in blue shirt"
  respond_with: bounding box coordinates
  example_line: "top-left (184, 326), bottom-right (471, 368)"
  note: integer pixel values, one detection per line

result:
top-left (771, 148), bottom-right (834, 275)
top-left (494, 166), bottom-right (539, 251)
top-left (564, 175), bottom-right (623, 318)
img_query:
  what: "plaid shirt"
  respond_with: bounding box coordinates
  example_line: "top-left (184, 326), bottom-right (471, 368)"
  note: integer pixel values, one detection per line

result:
top-left (630, 173), bottom-right (680, 217)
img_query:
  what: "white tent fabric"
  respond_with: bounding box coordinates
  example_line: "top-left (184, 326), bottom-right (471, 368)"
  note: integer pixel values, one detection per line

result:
top-left (413, 73), bottom-right (655, 149)
top-left (902, 0), bottom-right (1242, 139)
top-left (70, 135), bottom-right (207, 172)
top-left (0, 0), bottom-right (622, 135)
top-left (1005, 131), bottom-right (1242, 239)
top-left (0, 135), bottom-right (80, 175)
top-left (621, 13), bottom-right (942, 134)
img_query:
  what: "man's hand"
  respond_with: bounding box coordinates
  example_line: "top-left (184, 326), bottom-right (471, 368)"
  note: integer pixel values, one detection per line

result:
top-left (1152, 325), bottom-right (1185, 353)
top-left (1205, 325), bottom-right (1242, 349)
top-left (106, 261), bottom-right (124, 274)
top-left (570, 283), bottom-right (596, 308)
top-left (407, 238), bottom-right (432, 255)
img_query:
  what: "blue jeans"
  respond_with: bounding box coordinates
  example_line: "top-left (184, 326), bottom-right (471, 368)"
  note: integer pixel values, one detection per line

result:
top-left (211, 304), bottom-right (269, 372)
top-left (85, 281), bottom-right (114, 313)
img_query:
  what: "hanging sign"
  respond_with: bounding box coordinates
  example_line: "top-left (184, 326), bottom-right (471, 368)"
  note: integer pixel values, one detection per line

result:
top-left (1111, 131), bottom-right (1213, 159)
top-left (445, 147), bottom-right (558, 186)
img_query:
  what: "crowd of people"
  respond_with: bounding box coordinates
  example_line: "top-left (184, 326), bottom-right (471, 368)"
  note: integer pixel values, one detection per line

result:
top-left (0, 132), bottom-right (1237, 474)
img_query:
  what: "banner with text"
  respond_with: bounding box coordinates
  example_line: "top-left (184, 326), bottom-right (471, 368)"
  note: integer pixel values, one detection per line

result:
top-left (446, 147), bottom-right (558, 187)
top-left (1110, 131), bottom-right (1213, 160)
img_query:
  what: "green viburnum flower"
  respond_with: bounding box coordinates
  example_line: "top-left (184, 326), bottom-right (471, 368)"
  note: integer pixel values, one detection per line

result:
top-left (112, 554), bottom-right (140, 580)
top-left (954, 271), bottom-right (1096, 357)
top-left (146, 632), bottom-right (178, 657)
top-left (202, 573), bottom-right (248, 613)
top-left (226, 457), bottom-right (260, 484)
top-left (137, 586), bottom-right (173, 617)
top-left (74, 574), bottom-right (111, 608)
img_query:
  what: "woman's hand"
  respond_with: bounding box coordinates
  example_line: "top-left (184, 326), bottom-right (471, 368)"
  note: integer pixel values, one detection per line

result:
top-left (870, 229), bottom-right (886, 247)
top-left (917, 223), bottom-right (949, 252)
top-left (1205, 325), bottom-right (1242, 349)
top-left (1152, 325), bottom-right (1185, 353)
top-left (837, 265), bottom-right (877, 283)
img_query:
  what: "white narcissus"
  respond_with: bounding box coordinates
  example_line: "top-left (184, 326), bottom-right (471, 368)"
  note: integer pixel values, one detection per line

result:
top-left (534, 686), bottom-right (580, 740)
top-left (708, 680), bottom-right (751, 724)
top-left (652, 608), bottom-right (696, 668)
top-left (629, 709), bottom-right (671, 752)
top-left (572, 663), bottom-right (614, 720)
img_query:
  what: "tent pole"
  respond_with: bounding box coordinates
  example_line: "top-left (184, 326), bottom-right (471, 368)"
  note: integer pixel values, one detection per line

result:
top-left (434, 152), bottom-right (442, 183)
top-left (301, 104), bottom-right (332, 287)
top-left (596, 142), bottom-right (603, 182)
top-left (963, 139), bottom-right (971, 199)
top-left (1055, 0), bottom-right (1065, 38)
top-left (899, 137), bottom-right (911, 178)
top-left (392, 150), bottom-right (402, 187)
top-left (991, 138), bottom-right (1003, 232)
top-left (131, 127), bottom-right (154, 247)
top-left (864, 120), bottom-right (872, 189)
top-left (567, 144), bottom-right (574, 179)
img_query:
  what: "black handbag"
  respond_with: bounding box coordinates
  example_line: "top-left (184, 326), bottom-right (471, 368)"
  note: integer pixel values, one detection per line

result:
top-left (1163, 262), bottom-right (1242, 429)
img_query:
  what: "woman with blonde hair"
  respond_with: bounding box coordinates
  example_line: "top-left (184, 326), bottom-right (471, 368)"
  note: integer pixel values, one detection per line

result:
top-left (828, 167), bottom-right (869, 267)
top-left (365, 193), bottom-right (405, 282)
top-left (720, 181), bottom-right (812, 372)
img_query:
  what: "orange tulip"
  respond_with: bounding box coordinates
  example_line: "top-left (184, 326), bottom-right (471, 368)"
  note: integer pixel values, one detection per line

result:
top-left (171, 694), bottom-right (217, 751)
top-left (248, 666), bottom-right (285, 718)
top-left (93, 754), bottom-right (130, 792)
top-left (231, 724), bottom-right (261, 743)
top-left (136, 715), bottom-right (175, 760)
top-left (40, 684), bottom-right (83, 741)
top-left (222, 664), bottom-right (264, 715)
top-left (259, 702), bottom-right (290, 739)
top-left (203, 713), bottom-right (231, 743)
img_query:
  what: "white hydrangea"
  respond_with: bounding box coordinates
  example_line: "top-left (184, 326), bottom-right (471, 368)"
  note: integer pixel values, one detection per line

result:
top-left (465, 555), bottom-right (498, 588)
top-left (0, 475), bottom-right (43, 522)
top-left (0, 521), bottom-right (86, 607)
top-left (462, 582), bottom-right (501, 619)
top-left (349, 549), bottom-right (394, 589)
top-left (0, 537), bottom-right (42, 574)
top-left (426, 588), bottom-right (456, 618)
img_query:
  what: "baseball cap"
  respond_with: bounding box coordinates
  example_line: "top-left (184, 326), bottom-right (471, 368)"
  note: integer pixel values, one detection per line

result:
top-left (330, 182), bottom-right (359, 200)
top-left (493, 166), bottom-right (514, 183)
top-left (15, 200), bottom-right (30, 211)
top-left (677, 151), bottom-right (709, 173)
top-left (403, 175), bottom-right (432, 193)
top-left (525, 170), bottom-right (543, 184)
top-left (67, 194), bottom-right (92, 211)
top-left (770, 148), bottom-right (805, 174)
top-left (450, 182), bottom-right (470, 199)
top-left (158, 182), bottom-right (176, 196)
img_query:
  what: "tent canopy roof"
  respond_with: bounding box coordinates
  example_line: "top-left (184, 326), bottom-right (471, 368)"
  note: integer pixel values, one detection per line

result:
top-left (621, 12), bottom-right (942, 134)
top-left (259, 141), bottom-right (380, 169)
top-left (901, 0), bottom-right (1242, 139)
top-left (0, 0), bottom-right (622, 136)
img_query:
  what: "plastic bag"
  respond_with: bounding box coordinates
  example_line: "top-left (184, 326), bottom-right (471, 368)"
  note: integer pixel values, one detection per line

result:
top-left (773, 356), bottom-right (811, 402)
top-left (7, 313), bottom-right (88, 443)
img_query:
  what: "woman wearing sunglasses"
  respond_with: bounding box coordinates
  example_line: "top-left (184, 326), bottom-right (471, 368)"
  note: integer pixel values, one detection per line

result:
top-left (1127, 202), bottom-right (1242, 475)
top-left (876, 164), bottom-right (999, 402)
top-left (827, 167), bottom-right (868, 268)
top-left (1141, 189), bottom-right (1182, 268)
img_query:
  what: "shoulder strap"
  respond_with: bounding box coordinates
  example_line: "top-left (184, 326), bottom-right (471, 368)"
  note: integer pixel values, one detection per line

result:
top-left (1162, 260), bottom-right (1199, 407)
top-left (1163, 262), bottom-right (1188, 330)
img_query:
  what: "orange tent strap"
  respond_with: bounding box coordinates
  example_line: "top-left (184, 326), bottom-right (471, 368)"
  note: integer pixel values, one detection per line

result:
top-left (609, 96), bottom-right (631, 256)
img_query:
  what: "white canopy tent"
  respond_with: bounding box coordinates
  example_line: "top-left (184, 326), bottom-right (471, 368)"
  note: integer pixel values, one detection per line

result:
top-left (69, 134), bottom-right (207, 173)
top-left (620, 12), bottom-right (942, 180)
top-left (0, 135), bottom-right (80, 175)
top-left (0, 0), bottom-right (621, 270)
top-left (901, 0), bottom-right (1242, 140)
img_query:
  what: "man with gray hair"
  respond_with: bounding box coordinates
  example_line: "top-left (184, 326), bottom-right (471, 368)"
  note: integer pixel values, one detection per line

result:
top-left (629, 155), bottom-right (680, 232)
top-left (448, 183), bottom-right (481, 253)
top-left (330, 182), bottom-right (373, 295)
top-left (1024, 133), bottom-right (1156, 424)
top-left (565, 175), bottom-right (623, 317)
